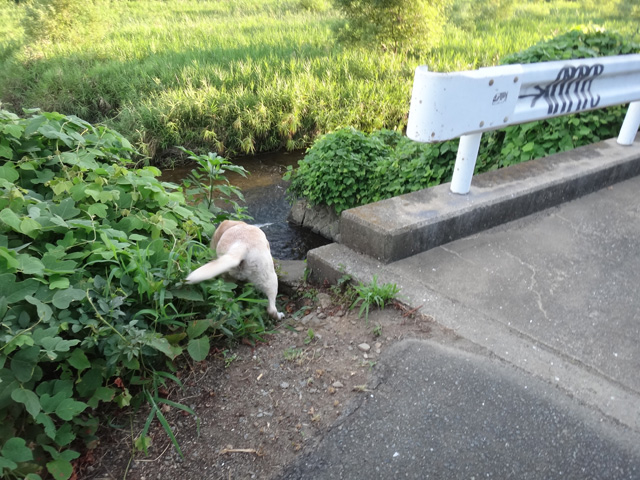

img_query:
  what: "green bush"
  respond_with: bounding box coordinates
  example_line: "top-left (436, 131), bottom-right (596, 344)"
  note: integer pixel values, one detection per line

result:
top-left (285, 27), bottom-right (640, 213)
top-left (0, 109), bottom-right (273, 479)
top-left (500, 25), bottom-right (640, 64)
top-left (285, 128), bottom-right (457, 214)
top-left (333, 0), bottom-right (450, 52)
top-left (22, 0), bottom-right (94, 43)
top-left (285, 128), bottom-right (393, 214)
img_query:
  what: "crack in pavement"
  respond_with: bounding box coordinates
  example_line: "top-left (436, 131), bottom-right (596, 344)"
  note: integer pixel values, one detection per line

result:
top-left (501, 248), bottom-right (551, 323)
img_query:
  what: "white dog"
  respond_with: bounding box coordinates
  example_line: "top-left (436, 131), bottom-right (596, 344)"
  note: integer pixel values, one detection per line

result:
top-left (185, 220), bottom-right (284, 320)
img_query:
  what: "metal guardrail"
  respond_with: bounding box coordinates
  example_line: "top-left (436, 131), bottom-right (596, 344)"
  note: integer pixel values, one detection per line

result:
top-left (407, 54), bottom-right (640, 194)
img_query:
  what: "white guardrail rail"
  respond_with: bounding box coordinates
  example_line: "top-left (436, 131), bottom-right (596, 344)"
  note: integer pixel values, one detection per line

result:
top-left (406, 54), bottom-right (640, 194)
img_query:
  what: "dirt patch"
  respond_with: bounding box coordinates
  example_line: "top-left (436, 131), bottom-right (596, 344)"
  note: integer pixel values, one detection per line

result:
top-left (87, 288), bottom-right (459, 480)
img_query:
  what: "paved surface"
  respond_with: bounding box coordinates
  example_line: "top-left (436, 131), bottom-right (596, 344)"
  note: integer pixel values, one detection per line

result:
top-left (280, 341), bottom-right (640, 479)
top-left (279, 145), bottom-right (640, 478)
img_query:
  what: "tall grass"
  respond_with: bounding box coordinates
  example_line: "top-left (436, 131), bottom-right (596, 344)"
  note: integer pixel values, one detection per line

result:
top-left (0, 0), bottom-right (638, 160)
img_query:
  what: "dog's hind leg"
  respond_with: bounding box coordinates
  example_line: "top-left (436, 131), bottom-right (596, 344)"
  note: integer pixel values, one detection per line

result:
top-left (262, 270), bottom-right (284, 320)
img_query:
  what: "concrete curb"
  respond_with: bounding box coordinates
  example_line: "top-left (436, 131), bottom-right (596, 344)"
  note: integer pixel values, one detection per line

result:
top-left (339, 136), bottom-right (640, 263)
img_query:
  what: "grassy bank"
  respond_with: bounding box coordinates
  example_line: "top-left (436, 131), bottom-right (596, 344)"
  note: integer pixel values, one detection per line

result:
top-left (0, 0), bottom-right (638, 160)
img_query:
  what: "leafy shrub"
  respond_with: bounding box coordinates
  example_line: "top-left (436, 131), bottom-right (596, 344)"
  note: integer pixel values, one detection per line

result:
top-left (500, 25), bottom-right (640, 64)
top-left (0, 109), bottom-right (272, 479)
top-left (22, 0), bottom-right (94, 43)
top-left (285, 128), bottom-right (457, 214)
top-left (285, 27), bottom-right (640, 213)
top-left (285, 128), bottom-right (393, 214)
top-left (333, 0), bottom-right (450, 52)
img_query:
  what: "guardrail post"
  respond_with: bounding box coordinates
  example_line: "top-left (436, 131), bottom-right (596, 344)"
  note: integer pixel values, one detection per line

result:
top-left (617, 101), bottom-right (640, 146)
top-left (450, 133), bottom-right (482, 195)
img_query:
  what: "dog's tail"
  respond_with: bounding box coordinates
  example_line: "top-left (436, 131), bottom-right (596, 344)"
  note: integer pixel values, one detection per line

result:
top-left (185, 251), bottom-right (243, 285)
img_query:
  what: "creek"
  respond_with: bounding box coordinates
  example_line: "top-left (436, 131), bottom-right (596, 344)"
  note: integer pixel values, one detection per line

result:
top-left (160, 151), bottom-right (329, 260)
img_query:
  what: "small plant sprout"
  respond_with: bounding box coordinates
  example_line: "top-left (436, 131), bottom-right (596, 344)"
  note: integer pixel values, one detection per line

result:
top-left (350, 275), bottom-right (401, 321)
top-left (283, 347), bottom-right (305, 361)
top-left (222, 350), bottom-right (238, 368)
top-left (372, 323), bottom-right (383, 338)
top-left (302, 261), bottom-right (312, 284)
top-left (304, 328), bottom-right (316, 345)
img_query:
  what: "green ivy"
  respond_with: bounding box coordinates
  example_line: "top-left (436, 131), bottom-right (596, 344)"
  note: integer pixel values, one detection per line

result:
top-left (0, 109), bottom-right (272, 479)
top-left (285, 27), bottom-right (640, 214)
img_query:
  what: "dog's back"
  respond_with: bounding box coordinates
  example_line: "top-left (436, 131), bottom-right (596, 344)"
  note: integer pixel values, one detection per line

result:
top-left (215, 221), bottom-right (274, 283)
top-left (185, 220), bottom-right (283, 319)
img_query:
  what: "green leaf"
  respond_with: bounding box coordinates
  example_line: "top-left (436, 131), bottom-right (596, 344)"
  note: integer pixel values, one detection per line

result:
top-left (50, 198), bottom-right (81, 220)
top-left (19, 217), bottom-right (42, 237)
top-left (114, 388), bottom-right (132, 407)
top-left (25, 295), bottom-right (53, 323)
top-left (0, 162), bottom-right (19, 182)
top-left (38, 125), bottom-right (73, 147)
top-left (36, 412), bottom-right (58, 440)
top-left (41, 253), bottom-right (77, 274)
top-left (187, 336), bottom-right (210, 362)
top-left (11, 388), bottom-right (41, 418)
top-left (10, 345), bottom-right (40, 382)
top-left (87, 386), bottom-right (115, 408)
top-left (172, 288), bottom-right (204, 301)
top-left (0, 276), bottom-right (38, 304)
top-left (87, 203), bottom-right (108, 218)
top-left (48, 215), bottom-right (69, 228)
top-left (49, 276), bottom-right (70, 290)
top-left (0, 369), bottom-right (19, 409)
top-left (0, 295), bottom-right (7, 320)
top-left (0, 456), bottom-right (17, 471)
top-left (46, 458), bottom-right (73, 480)
top-left (134, 435), bottom-right (152, 453)
top-left (67, 349), bottom-right (91, 372)
top-left (148, 336), bottom-right (178, 359)
top-left (186, 320), bottom-right (209, 339)
top-left (40, 391), bottom-right (67, 413)
top-left (0, 143), bottom-right (12, 160)
top-left (1, 437), bottom-right (34, 463)
top-left (31, 326), bottom-right (57, 345)
top-left (54, 398), bottom-right (88, 421)
top-left (17, 254), bottom-right (45, 276)
top-left (52, 288), bottom-right (85, 309)
top-left (0, 208), bottom-right (21, 231)
top-left (2, 123), bottom-right (24, 138)
top-left (0, 247), bottom-right (19, 269)
top-left (76, 369), bottom-right (103, 397)
top-left (54, 423), bottom-right (76, 447)
top-left (522, 141), bottom-right (535, 152)
top-left (40, 337), bottom-right (80, 359)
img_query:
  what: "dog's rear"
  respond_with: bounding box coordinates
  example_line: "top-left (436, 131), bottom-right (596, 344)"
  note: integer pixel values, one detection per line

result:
top-left (185, 220), bottom-right (284, 320)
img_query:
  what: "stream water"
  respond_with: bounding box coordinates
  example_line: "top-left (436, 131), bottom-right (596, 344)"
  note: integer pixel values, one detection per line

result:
top-left (160, 151), bottom-right (329, 260)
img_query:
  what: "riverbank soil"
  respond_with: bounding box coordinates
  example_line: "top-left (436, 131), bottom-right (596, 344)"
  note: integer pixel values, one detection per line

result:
top-left (87, 287), bottom-right (464, 480)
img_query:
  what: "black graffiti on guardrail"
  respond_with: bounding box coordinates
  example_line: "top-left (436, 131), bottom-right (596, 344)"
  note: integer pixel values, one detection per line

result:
top-left (519, 64), bottom-right (604, 114)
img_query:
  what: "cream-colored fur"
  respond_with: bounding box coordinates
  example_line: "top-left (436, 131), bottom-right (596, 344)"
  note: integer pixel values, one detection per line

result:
top-left (185, 220), bottom-right (284, 320)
